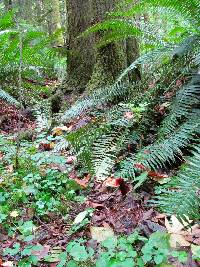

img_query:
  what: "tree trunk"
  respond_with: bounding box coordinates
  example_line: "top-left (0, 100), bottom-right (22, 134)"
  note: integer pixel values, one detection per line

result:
top-left (63, 0), bottom-right (140, 93)
top-left (63, 0), bottom-right (95, 92)
top-left (44, 0), bottom-right (64, 46)
top-left (4, 0), bottom-right (12, 11)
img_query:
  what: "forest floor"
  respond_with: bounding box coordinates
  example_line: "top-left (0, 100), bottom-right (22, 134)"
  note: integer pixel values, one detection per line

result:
top-left (0, 100), bottom-right (200, 267)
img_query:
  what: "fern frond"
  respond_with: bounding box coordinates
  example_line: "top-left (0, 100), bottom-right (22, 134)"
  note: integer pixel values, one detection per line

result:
top-left (154, 145), bottom-right (200, 220)
top-left (117, 46), bottom-right (175, 83)
top-left (62, 82), bottom-right (131, 122)
top-left (159, 75), bottom-right (200, 137)
top-left (62, 46), bottom-right (177, 123)
top-left (53, 137), bottom-right (69, 152)
top-left (0, 88), bottom-right (20, 106)
top-left (66, 124), bottom-right (107, 171)
top-left (82, 18), bottom-right (141, 40)
top-left (112, 0), bottom-right (200, 26)
top-left (120, 116), bottom-right (200, 180)
top-left (34, 101), bottom-right (52, 133)
top-left (92, 129), bottom-right (128, 180)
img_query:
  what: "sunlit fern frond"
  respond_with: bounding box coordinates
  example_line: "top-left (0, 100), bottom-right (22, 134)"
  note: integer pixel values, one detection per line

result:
top-left (62, 82), bottom-right (131, 123)
top-left (34, 101), bottom-right (52, 133)
top-left (0, 88), bottom-right (20, 106)
top-left (53, 137), bottom-right (69, 153)
top-left (92, 128), bottom-right (129, 180)
top-left (66, 124), bottom-right (108, 172)
top-left (117, 46), bottom-right (175, 83)
top-left (113, 0), bottom-right (200, 26)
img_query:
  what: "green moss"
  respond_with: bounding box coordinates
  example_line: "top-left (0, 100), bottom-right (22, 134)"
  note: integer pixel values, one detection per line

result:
top-left (87, 42), bottom-right (127, 92)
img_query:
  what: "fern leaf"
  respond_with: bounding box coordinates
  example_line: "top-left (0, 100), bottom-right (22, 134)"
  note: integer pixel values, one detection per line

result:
top-left (0, 89), bottom-right (20, 106)
top-left (154, 145), bottom-right (200, 220)
top-left (62, 83), bottom-right (131, 122)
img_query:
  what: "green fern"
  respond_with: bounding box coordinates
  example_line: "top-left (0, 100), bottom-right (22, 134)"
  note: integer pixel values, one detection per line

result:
top-left (119, 115), bottom-right (200, 179)
top-left (153, 145), bottom-right (200, 220)
top-left (112, 0), bottom-right (200, 26)
top-left (159, 74), bottom-right (200, 138)
top-left (62, 83), bottom-right (132, 122)
top-left (0, 88), bottom-right (20, 106)
top-left (62, 0), bottom-right (200, 196)
top-left (92, 128), bottom-right (130, 180)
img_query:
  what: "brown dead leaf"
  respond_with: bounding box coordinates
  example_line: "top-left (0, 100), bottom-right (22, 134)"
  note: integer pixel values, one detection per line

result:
top-left (90, 226), bottom-right (115, 242)
top-left (124, 112), bottom-right (134, 120)
top-left (148, 171), bottom-right (169, 181)
top-left (86, 201), bottom-right (104, 209)
top-left (74, 174), bottom-right (91, 188)
top-left (155, 213), bottom-right (166, 220)
top-left (52, 126), bottom-right (69, 136)
top-left (170, 233), bottom-right (191, 248)
top-left (0, 152), bottom-right (4, 161)
top-left (39, 142), bottom-right (54, 151)
top-left (103, 177), bottom-right (120, 188)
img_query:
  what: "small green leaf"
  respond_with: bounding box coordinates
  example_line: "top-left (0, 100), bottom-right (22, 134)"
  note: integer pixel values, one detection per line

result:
top-left (23, 235), bottom-right (35, 242)
top-left (67, 260), bottom-right (78, 267)
top-left (117, 251), bottom-right (127, 261)
top-left (0, 213), bottom-right (7, 223)
top-left (68, 243), bottom-right (89, 261)
top-left (176, 251), bottom-right (188, 263)
top-left (57, 252), bottom-right (68, 267)
top-left (154, 254), bottom-right (165, 264)
top-left (102, 237), bottom-right (117, 250)
top-left (142, 253), bottom-right (152, 263)
top-left (137, 257), bottom-right (145, 267)
top-left (192, 245), bottom-right (200, 260)
top-left (4, 243), bottom-right (20, 256)
top-left (96, 253), bottom-right (111, 267)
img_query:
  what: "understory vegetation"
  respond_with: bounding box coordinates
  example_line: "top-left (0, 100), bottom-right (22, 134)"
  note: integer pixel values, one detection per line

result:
top-left (0, 0), bottom-right (200, 266)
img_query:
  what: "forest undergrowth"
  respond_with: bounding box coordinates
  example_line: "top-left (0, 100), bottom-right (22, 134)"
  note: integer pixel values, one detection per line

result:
top-left (1, 0), bottom-right (200, 267)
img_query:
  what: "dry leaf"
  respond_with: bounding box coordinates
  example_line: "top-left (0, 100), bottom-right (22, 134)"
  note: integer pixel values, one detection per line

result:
top-left (165, 215), bottom-right (192, 233)
top-left (0, 152), bottom-right (4, 161)
top-left (66, 156), bottom-right (76, 164)
top-left (74, 174), bottom-right (91, 189)
top-left (169, 233), bottom-right (191, 248)
top-left (103, 177), bottom-right (119, 188)
top-left (2, 261), bottom-right (14, 267)
top-left (73, 210), bottom-right (88, 225)
top-left (10, 210), bottom-right (19, 218)
top-left (6, 165), bottom-right (13, 173)
top-left (90, 226), bottom-right (115, 243)
top-left (148, 171), bottom-right (169, 181)
top-left (165, 215), bottom-right (192, 248)
top-left (124, 112), bottom-right (134, 120)
top-left (52, 126), bottom-right (69, 136)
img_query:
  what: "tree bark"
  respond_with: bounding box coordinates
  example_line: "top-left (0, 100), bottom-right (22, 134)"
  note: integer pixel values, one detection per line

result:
top-left (63, 0), bottom-right (95, 92)
top-left (43, 0), bottom-right (64, 46)
top-left (62, 0), bottom-right (140, 93)
top-left (4, 0), bottom-right (12, 11)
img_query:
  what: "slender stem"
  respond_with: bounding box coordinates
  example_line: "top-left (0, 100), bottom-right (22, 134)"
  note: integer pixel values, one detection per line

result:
top-left (15, 26), bottom-right (24, 170)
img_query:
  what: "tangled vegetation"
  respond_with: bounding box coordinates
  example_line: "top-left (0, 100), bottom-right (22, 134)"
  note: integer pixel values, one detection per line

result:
top-left (1, 0), bottom-right (200, 266)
